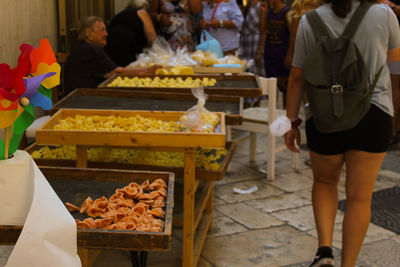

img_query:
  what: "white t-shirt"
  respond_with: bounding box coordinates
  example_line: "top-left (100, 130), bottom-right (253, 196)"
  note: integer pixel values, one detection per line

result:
top-left (293, 2), bottom-right (400, 116)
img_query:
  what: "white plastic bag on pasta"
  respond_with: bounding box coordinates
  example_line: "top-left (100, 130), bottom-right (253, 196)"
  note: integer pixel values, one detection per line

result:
top-left (178, 87), bottom-right (220, 133)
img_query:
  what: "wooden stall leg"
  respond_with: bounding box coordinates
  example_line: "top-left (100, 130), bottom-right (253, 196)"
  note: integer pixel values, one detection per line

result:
top-left (78, 248), bottom-right (100, 267)
top-left (76, 145), bottom-right (88, 168)
top-left (205, 183), bottom-right (214, 231)
top-left (183, 148), bottom-right (196, 267)
top-left (130, 251), bottom-right (148, 267)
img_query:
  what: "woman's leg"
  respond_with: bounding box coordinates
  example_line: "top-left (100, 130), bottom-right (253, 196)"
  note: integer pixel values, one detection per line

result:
top-left (341, 150), bottom-right (386, 267)
top-left (309, 150), bottom-right (345, 247)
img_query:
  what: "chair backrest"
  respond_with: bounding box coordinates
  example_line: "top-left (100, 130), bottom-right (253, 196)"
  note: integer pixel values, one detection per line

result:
top-left (257, 76), bottom-right (278, 125)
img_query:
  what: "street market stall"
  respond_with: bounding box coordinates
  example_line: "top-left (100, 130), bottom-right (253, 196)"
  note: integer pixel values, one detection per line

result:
top-left (34, 108), bottom-right (226, 267)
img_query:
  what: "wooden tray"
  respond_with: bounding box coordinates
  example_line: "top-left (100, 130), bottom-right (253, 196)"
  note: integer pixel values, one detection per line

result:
top-left (53, 89), bottom-right (243, 125)
top-left (0, 167), bottom-right (174, 251)
top-left (97, 74), bottom-right (262, 97)
top-left (192, 65), bottom-right (246, 74)
top-left (25, 142), bottom-right (236, 181)
top-left (36, 109), bottom-right (226, 149)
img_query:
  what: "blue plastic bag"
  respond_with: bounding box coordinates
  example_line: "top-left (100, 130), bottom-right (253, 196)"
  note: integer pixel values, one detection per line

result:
top-left (195, 30), bottom-right (223, 58)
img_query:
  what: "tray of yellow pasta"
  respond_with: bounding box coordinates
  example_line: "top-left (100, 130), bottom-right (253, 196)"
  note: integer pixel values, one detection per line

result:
top-left (36, 109), bottom-right (226, 149)
top-left (97, 74), bottom-right (262, 97)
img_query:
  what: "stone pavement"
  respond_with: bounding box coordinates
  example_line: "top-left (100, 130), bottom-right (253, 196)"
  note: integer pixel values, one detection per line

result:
top-left (1, 131), bottom-right (400, 267)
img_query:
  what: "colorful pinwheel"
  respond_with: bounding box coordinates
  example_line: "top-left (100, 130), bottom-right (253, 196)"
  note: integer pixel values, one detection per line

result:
top-left (0, 39), bottom-right (60, 159)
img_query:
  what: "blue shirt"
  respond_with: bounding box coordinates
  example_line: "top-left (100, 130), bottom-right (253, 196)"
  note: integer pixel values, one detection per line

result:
top-left (201, 0), bottom-right (244, 52)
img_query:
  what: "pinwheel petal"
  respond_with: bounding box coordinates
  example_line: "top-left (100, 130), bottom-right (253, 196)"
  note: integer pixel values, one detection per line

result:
top-left (32, 63), bottom-right (60, 88)
top-left (0, 64), bottom-right (12, 89)
top-left (15, 44), bottom-right (35, 77)
top-left (0, 110), bottom-right (19, 128)
top-left (22, 72), bottom-right (55, 99)
top-left (0, 98), bottom-right (18, 111)
top-left (30, 39), bottom-right (57, 74)
top-left (30, 92), bottom-right (52, 110)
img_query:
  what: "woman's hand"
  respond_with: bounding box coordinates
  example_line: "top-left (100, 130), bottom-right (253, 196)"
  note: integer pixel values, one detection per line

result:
top-left (283, 54), bottom-right (292, 70)
top-left (200, 19), bottom-right (208, 29)
top-left (209, 19), bottom-right (220, 28)
top-left (285, 128), bottom-right (301, 153)
top-left (254, 51), bottom-right (263, 61)
top-left (159, 14), bottom-right (172, 26)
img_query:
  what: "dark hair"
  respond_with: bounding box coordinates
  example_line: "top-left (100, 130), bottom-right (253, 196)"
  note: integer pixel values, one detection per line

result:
top-left (325, 0), bottom-right (375, 18)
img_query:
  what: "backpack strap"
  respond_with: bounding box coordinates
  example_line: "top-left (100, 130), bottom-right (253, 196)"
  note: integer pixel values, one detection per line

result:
top-left (305, 10), bottom-right (333, 42)
top-left (342, 2), bottom-right (374, 39)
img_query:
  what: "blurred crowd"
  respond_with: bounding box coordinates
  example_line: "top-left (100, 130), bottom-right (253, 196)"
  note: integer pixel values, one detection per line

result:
top-left (64, 0), bottom-right (400, 143)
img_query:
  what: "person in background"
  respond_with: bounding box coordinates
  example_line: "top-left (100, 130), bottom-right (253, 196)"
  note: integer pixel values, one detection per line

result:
top-left (285, 0), bottom-right (324, 71)
top-left (240, 0), bottom-right (265, 76)
top-left (200, 0), bottom-right (244, 55)
top-left (285, 1), bottom-right (400, 266)
top-left (150, 0), bottom-right (202, 50)
top-left (64, 16), bottom-right (160, 96)
top-left (105, 0), bottom-right (157, 67)
top-left (256, 0), bottom-right (290, 107)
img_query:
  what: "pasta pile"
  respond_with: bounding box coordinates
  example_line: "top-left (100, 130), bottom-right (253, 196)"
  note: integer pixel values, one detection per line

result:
top-left (54, 114), bottom-right (179, 132)
top-left (31, 145), bottom-right (228, 171)
top-left (107, 76), bottom-right (217, 88)
top-left (68, 179), bottom-right (167, 231)
top-left (53, 114), bottom-right (219, 133)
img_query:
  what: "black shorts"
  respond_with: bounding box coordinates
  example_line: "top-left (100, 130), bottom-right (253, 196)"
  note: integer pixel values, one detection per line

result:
top-left (306, 104), bottom-right (393, 155)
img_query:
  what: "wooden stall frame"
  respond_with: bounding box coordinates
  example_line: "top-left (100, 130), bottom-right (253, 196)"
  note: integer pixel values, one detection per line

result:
top-left (26, 141), bottom-right (237, 181)
top-left (36, 109), bottom-right (226, 150)
top-left (35, 109), bottom-right (226, 267)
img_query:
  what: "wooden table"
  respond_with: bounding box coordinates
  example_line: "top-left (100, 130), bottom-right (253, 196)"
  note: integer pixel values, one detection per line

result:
top-left (53, 89), bottom-right (243, 125)
top-left (35, 109), bottom-right (226, 267)
top-left (0, 168), bottom-right (175, 267)
top-left (97, 74), bottom-right (262, 97)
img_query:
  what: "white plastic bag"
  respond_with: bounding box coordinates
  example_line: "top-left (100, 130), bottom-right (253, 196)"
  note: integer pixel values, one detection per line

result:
top-left (269, 116), bottom-right (291, 136)
top-left (178, 87), bottom-right (219, 133)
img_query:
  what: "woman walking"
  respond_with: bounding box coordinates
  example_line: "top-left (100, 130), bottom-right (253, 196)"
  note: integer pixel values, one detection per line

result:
top-left (284, 1), bottom-right (400, 266)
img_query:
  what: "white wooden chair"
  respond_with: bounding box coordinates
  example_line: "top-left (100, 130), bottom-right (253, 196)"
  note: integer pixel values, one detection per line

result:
top-left (228, 76), bottom-right (299, 181)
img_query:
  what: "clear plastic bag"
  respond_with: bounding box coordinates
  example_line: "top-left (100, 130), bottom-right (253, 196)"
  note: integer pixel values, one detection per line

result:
top-left (269, 116), bottom-right (291, 137)
top-left (178, 87), bottom-right (220, 133)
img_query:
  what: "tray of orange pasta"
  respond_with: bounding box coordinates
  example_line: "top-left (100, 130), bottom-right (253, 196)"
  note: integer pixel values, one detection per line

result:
top-left (0, 167), bottom-right (174, 250)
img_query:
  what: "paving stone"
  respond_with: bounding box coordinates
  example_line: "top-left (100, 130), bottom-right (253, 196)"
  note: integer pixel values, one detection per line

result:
top-left (358, 239), bottom-right (400, 267)
top-left (215, 202), bottom-right (284, 229)
top-left (307, 220), bottom-right (396, 249)
top-left (267, 172), bottom-right (313, 193)
top-left (0, 245), bottom-right (13, 267)
top-left (215, 179), bottom-right (284, 203)
top-left (216, 161), bottom-right (264, 186)
top-left (202, 226), bottom-right (318, 267)
top-left (272, 206), bottom-right (344, 232)
top-left (207, 216), bottom-right (247, 237)
top-left (198, 257), bottom-right (212, 267)
top-left (245, 193), bottom-right (310, 213)
top-left (213, 195), bottom-right (226, 206)
top-left (212, 209), bottom-right (224, 219)
top-left (392, 234), bottom-right (400, 244)
top-left (299, 168), bottom-right (314, 179)
top-left (378, 169), bottom-right (400, 184)
top-left (381, 152), bottom-right (400, 173)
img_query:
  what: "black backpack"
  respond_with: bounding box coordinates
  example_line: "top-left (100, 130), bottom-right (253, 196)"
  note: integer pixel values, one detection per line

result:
top-left (303, 2), bottom-right (383, 133)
